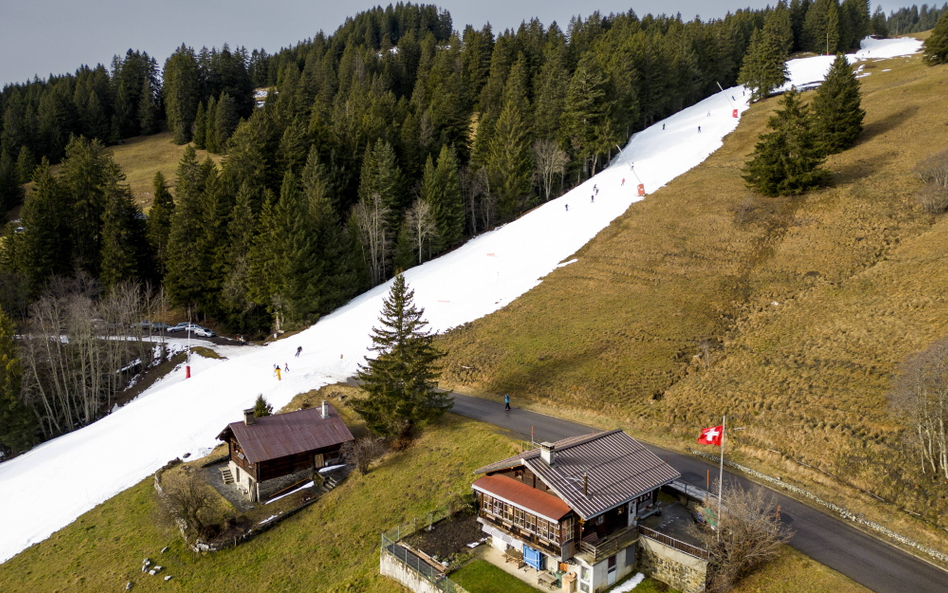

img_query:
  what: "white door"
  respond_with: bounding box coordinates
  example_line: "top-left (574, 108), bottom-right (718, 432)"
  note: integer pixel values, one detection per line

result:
top-left (607, 555), bottom-right (617, 585)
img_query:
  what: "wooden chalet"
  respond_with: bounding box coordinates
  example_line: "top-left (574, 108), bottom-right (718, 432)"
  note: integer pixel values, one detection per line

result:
top-left (472, 430), bottom-right (680, 593)
top-left (217, 401), bottom-right (353, 502)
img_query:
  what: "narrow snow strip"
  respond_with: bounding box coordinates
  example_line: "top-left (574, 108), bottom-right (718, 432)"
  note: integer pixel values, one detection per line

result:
top-left (265, 481), bottom-right (314, 505)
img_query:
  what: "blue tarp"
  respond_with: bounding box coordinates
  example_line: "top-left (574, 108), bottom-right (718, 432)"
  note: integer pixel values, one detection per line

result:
top-left (523, 545), bottom-right (543, 570)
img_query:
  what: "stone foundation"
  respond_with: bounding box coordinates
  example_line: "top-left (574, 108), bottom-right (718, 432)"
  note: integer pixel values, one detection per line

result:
top-left (637, 536), bottom-right (707, 593)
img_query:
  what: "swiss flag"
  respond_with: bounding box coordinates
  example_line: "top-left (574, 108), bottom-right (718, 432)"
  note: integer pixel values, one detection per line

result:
top-left (698, 425), bottom-right (723, 446)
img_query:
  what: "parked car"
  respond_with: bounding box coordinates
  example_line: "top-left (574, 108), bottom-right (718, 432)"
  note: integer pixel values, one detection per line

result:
top-left (193, 327), bottom-right (216, 338)
top-left (167, 322), bottom-right (203, 333)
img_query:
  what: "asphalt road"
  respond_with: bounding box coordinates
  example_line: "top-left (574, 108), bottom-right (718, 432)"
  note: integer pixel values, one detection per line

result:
top-left (449, 394), bottom-right (948, 593)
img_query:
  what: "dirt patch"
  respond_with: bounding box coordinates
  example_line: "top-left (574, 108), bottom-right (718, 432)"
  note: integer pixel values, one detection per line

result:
top-left (406, 512), bottom-right (483, 560)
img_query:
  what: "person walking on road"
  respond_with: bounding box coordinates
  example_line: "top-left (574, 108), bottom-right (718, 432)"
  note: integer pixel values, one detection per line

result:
top-left (504, 394), bottom-right (511, 411)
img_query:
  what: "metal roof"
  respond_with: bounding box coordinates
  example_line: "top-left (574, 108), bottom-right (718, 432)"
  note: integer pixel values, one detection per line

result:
top-left (473, 474), bottom-right (572, 522)
top-left (217, 405), bottom-right (354, 464)
top-left (475, 430), bottom-right (680, 520)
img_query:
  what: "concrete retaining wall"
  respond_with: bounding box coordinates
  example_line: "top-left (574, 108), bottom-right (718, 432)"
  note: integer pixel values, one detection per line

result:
top-left (380, 547), bottom-right (443, 593)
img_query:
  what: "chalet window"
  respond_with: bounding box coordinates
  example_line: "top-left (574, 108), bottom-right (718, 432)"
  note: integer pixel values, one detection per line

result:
top-left (493, 498), bottom-right (503, 517)
top-left (561, 516), bottom-right (575, 543)
top-left (503, 503), bottom-right (514, 521)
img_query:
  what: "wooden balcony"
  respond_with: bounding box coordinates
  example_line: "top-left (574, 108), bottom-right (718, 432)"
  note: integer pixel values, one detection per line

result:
top-left (477, 510), bottom-right (562, 557)
top-left (577, 525), bottom-right (639, 564)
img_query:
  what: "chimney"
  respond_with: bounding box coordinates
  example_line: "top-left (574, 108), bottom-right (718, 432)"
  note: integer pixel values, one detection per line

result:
top-left (321, 400), bottom-right (329, 419)
top-left (244, 408), bottom-right (256, 425)
top-left (539, 441), bottom-right (555, 466)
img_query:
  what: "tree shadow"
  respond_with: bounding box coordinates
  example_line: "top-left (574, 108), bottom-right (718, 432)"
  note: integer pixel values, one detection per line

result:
top-left (858, 105), bottom-right (920, 144)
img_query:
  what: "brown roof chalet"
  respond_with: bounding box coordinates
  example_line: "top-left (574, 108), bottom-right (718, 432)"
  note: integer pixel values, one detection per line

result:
top-left (473, 474), bottom-right (572, 522)
top-left (474, 430), bottom-right (680, 520)
top-left (216, 404), bottom-right (353, 464)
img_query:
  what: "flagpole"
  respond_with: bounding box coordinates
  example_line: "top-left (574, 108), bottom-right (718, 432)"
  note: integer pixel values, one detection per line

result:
top-left (718, 414), bottom-right (726, 538)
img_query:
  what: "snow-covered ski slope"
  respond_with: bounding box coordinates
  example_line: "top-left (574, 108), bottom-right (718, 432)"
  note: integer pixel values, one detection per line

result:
top-left (0, 37), bottom-right (922, 564)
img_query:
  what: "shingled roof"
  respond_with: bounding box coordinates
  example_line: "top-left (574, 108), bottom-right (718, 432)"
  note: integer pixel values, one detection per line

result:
top-left (217, 405), bottom-right (353, 464)
top-left (474, 430), bottom-right (680, 520)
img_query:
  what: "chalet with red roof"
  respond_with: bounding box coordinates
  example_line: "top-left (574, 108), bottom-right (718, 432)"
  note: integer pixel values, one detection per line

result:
top-left (217, 401), bottom-right (353, 502)
top-left (473, 430), bottom-right (681, 593)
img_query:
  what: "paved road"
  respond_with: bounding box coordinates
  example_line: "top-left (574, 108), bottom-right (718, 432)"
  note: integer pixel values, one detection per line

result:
top-left (450, 394), bottom-right (948, 593)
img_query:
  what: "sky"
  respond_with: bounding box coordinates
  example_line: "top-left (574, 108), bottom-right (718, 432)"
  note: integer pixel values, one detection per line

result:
top-left (0, 0), bottom-right (791, 86)
top-left (0, 35), bottom-right (923, 565)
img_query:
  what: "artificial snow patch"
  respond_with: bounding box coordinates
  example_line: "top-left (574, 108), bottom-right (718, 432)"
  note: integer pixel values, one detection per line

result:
top-left (0, 35), bottom-right (923, 565)
top-left (557, 259), bottom-right (578, 268)
top-left (612, 573), bottom-right (646, 592)
top-left (265, 481), bottom-right (314, 504)
top-left (259, 514), bottom-right (280, 525)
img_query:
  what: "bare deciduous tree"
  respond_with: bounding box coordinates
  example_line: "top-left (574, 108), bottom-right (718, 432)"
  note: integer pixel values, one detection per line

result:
top-left (694, 481), bottom-right (793, 593)
top-left (890, 336), bottom-right (948, 479)
top-left (341, 436), bottom-right (388, 474)
top-left (159, 467), bottom-right (222, 540)
top-left (404, 199), bottom-right (438, 265)
top-left (352, 191), bottom-right (391, 286)
top-left (460, 166), bottom-right (495, 236)
top-left (533, 139), bottom-right (569, 202)
top-left (19, 278), bottom-right (157, 441)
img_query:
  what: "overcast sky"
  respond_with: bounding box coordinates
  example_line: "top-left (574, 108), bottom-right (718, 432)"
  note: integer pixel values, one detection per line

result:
top-left (1, 0), bottom-right (892, 86)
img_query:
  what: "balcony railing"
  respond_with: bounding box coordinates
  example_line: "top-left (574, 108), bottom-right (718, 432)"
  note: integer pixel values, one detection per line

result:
top-left (638, 525), bottom-right (709, 560)
top-left (577, 525), bottom-right (639, 563)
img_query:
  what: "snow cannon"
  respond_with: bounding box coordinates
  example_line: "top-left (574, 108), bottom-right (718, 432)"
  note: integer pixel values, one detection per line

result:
top-left (732, 109), bottom-right (738, 118)
top-left (637, 183), bottom-right (645, 197)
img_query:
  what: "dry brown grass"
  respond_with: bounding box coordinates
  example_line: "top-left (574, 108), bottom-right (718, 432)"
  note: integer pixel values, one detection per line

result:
top-left (438, 50), bottom-right (948, 555)
top-left (106, 132), bottom-right (222, 211)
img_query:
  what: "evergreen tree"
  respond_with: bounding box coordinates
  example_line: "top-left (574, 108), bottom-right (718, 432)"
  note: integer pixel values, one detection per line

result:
top-left (8, 159), bottom-right (70, 294)
top-left (743, 87), bottom-right (829, 196)
top-left (213, 93), bottom-right (240, 153)
top-left (353, 273), bottom-right (451, 438)
top-left (803, 0), bottom-right (841, 54)
top-left (100, 162), bottom-right (150, 287)
top-left (193, 101), bottom-right (208, 149)
top-left (253, 394), bottom-right (273, 417)
top-left (14, 145), bottom-right (35, 185)
top-left (811, 53), bottom-right (865, 155)
top-left (165, 146), bottom-right (215, 309)
top-left (432, 145), bottom-right (463, 250)
top-left (146, 171), bottom-right (175, 278)
top-left (163, 45), bottom-right (201, 144)
top-left (0, 149), bottom-right (22, 212)
top-left (203, 95), bottom-right (219, 152)
top-left (923, 12), bottom-right (948, 65)
top-left (487, 98), bottom-right (534, 221)
top-left (0, 306), bottom-right (35, 456)
top-left (561, 52), bottom-right (609, 177)
top-left (871, 6), bottom-right (889, 37)
top-left (58, 136), bottom-right (112, 277)
top-left (739, 28), bottom-right (790, 102)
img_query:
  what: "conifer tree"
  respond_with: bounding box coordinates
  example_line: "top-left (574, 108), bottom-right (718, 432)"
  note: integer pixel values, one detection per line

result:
top-left (100, 162), bottom-right (151, 287)
top-left (163, 45), bottom-right (201, 144)
top-left (165, 146), bottom-right (215, 309)
top-left (423, 145), bottom-right (463, 252)
top-left (923, 12), bottom-right (948, 65)
top-left (10, 159), bottom-right (70, 295)
top-left (213, 93), bottom-right (240, 153)
top-left (739, 28), bottom-right (790, 102)
top-left (0, 306), bottom-right (35, 456)
top-left (203, 96), bottom-right (219, 153)
top-left (253, 394), bottom-right (273, 417)
top-left (743, 87), bottom-right (829, 196)
top-left (193, 101), bottom-right (208, 149)
top-left (353, 273), bottom-right (451, 438)
top-left (488, 98), bottom-right (533, 221)
top-left (146, 171), bottom-right (175, 279)
top-left (811, 53), bottom-right (865, 155)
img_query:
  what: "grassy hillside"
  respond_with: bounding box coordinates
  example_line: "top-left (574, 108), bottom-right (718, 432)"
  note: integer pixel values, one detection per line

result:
top-left (106, 132), bottom-right (222, 211)
top-left (437, 50), bottom-right (948, 552)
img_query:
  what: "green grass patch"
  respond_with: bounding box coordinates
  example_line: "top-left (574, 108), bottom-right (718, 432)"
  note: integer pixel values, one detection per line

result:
top-left (450, 559), bottom-right (547, 593)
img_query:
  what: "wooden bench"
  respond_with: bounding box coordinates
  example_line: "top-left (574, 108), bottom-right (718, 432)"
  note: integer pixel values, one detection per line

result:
top-left (537, 571), bottom-right (558, 590)
top-left (503, 548), bottom-right (524, 569)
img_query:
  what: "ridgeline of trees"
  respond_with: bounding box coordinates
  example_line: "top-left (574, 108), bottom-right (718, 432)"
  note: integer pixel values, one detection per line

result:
top-left (886, 2), bottom-right (948, 35)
